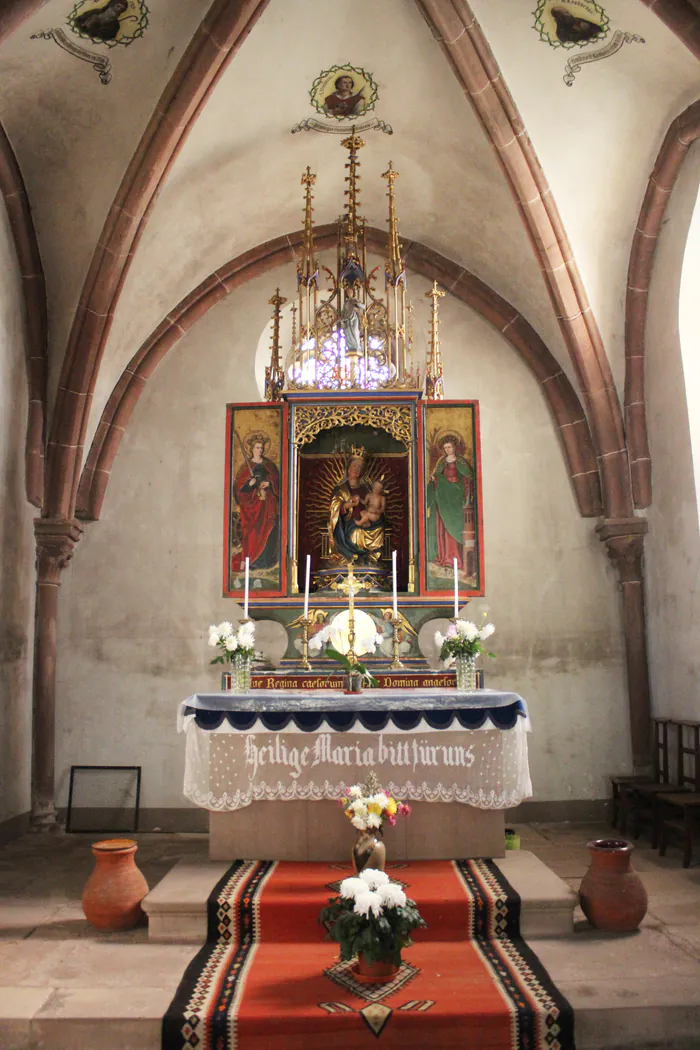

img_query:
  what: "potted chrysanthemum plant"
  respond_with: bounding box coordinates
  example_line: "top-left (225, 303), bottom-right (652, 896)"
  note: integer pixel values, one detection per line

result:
top-left (320, 868), bottom-right (426, 983)
top-left (434, 617), bottom-right (495, 690)
top-left (208, 620), bottom-right (257, 692)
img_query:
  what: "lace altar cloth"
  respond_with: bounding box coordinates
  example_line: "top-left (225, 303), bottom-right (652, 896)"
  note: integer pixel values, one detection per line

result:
top-left (180, 689), bottom-right (533, 812)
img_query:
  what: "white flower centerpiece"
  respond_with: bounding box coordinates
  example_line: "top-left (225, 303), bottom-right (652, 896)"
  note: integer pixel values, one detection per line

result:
top-left (308, 608), bottom-right (383, 692)
top-left (341, 775), bottom-right (412, 873)
top-left (434, 617), bottom-right (496, 690)
top-left (208, 620), bottom-right (257, 692)
top-left (319, 868), bottom-right (426, 982)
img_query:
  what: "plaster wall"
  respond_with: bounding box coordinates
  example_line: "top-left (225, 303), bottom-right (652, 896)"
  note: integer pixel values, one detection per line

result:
top-left (56, 261), bottom-right (630, 813)
top-left (645, 142), bottom-right (700, 722)
top-left (0, 198), bottom-right (35, 824)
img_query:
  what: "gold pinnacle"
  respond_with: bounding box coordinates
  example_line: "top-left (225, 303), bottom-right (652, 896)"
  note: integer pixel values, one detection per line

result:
top-left (301, 166), bottom-right (316, 188)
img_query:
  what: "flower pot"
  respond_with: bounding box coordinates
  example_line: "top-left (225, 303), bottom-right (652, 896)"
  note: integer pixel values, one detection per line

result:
top-left (344, 671), bottom-right (363, 694)
top-left (579, 838), bottom-right (648, 932)
top-left (81, 838), bottom-right (149, 931)
top-left (352, 829), bottom-right (386, 874)
top-left (352, 952), bottom-right (400, 984)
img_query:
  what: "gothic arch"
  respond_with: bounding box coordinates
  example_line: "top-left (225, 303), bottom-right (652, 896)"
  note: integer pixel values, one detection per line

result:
top-left (76, 224), bottom-right (601, 522)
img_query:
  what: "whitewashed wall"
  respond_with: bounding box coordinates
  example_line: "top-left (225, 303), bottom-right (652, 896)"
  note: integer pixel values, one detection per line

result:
top-left (645, 142), bottom-right (700, 723)
top-left (56, 260), bottom-right (631, 814)
top-left (0, 199), bottom-right (35, 827)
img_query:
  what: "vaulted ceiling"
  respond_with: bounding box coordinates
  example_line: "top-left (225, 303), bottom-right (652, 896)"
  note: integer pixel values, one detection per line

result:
top-left (0, 0), bottom-right (698, 519)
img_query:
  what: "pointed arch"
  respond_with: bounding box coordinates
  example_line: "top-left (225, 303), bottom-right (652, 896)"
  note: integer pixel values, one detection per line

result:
top-left (44, 0), bottom-right (272, 521)
top-left (75, 225), bottom-right (601, 522)
top-left (638, 0), bottom-right (700, 59)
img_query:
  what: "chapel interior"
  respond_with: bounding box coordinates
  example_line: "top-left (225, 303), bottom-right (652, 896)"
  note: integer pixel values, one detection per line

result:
top-left (1, 1), bottom-right (700, 1048)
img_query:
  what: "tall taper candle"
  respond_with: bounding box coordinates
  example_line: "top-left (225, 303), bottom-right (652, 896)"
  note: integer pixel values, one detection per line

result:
top-left (392, 550), bottom-right (398, 618)
top-left (304, 555), bottom-right (311, 619)
top-left (244, 556), bottom-right (250, 619)
top-left (453, 556), bottom-right (459, 619)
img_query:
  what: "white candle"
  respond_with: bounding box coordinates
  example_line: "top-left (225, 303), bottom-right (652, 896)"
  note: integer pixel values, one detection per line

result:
top-left (392, 550), bottom-right (398, 619)
top-left (244, 556), bottom-right (250, 619)
top-left (304, 555), bottom-right (311, 619)
top-left (453, 557), bottom-right (459, 619)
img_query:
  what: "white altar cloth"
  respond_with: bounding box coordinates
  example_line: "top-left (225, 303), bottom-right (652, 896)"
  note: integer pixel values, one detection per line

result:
top-left (180, 689), bottom-right (532, 813)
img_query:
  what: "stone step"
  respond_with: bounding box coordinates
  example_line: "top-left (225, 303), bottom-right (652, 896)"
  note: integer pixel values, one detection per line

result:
top-left (142, 850), bottom-right (577, 943)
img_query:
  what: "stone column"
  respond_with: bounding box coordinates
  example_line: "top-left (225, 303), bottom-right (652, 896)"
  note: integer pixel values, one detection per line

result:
top-left (597, 519), bottom-right (651, 772)
top-left (31, 518), bottom-right (83, 831)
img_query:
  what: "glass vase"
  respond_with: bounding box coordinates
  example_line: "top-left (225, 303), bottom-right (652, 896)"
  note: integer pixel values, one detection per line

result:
top-left (455, 653), bottom-right (477, 691)
top-left (232, 651), bottom-right (253, 693)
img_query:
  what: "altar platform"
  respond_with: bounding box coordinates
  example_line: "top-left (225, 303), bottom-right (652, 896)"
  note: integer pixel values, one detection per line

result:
top-left (179, 687), bottom-right (531, 861)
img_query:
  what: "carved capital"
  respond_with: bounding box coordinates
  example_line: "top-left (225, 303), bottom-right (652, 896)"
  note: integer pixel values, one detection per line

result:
top-left (596, 518), bottom-right (648, 584)
top-left (34, 518), bottom-right (84, 585)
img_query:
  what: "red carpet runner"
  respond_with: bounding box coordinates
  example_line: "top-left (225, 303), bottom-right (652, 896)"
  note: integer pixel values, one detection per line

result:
top-left (163, 859), bottom-right (574, 1049)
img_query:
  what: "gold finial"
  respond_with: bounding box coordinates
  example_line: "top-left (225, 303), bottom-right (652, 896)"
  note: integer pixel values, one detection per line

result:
top-left (382, 161), bottom-right (403, 284)
top-left (298, 166), bottom-right (318, 286)
top-left (425, 280), bottom-right (446, 400)
top-left (290, 303), bottom-right (297, 350)
top-left (264, 288), bottom-right (287, 401)
top-left (340, 130), bottom-right (366, 257)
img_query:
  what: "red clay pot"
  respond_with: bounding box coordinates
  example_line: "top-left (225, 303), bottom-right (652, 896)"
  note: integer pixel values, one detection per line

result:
top-left (352, 952), bottom-right (400, 984)
top-left (81, 838), bottom-right (149, 931)
top-left (579, 838), bottom-right (648, 933)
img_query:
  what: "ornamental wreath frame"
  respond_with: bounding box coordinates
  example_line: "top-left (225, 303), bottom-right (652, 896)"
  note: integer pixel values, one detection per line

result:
top-left (309, 64), bottom-right (379, 119)
top-left (532, 0), bottom-right (610, 49)
top-left (67, 0), bottom-right (150, 48)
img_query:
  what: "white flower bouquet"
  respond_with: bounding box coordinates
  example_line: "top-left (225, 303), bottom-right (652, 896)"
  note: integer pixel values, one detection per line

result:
top-left (319, 868), bottom-right (426, 967)
top-left (341, 782), bottom-right (411, 831)
top-left (207, 620), bottom-right (257, 665)
top-left (434, 617), bottom-right (495, 667)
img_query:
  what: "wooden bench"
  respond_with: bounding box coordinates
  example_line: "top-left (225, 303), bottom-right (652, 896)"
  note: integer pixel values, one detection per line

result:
top-left (657, 721), bottom-right (700, 868)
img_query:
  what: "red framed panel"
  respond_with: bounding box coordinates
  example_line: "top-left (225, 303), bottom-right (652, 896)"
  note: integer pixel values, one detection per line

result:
top-left (420, 399), bottom-right (485, 598)
top-left (223, 402), bottom-right (288, 600)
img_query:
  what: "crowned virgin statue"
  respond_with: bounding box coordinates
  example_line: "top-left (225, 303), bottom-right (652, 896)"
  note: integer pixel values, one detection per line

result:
top-left (327, 450), bottom-right (385, 564)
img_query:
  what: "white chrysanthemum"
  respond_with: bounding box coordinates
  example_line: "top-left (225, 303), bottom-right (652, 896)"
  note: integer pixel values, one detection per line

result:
top-left (208, 627), bottom-right (220, 647)
top-left (479, 623), bottom-right (495, 640)
top-left (224, 635), bottom-right (238, 652)
top-left (374, 792), bottom-right (389, 808)
top-left (238, 622), bottom-right (255, 647)
top-left (350, 800), bottom-right (368, 816)
top-left (434, 631), bottom-right (445, 648)
top-left (217, 621), bottom-right (233, 637)
top-left (456, 620), bottom-right (479, 641)
top-left (366, 812), bottom-right (382, 829)
top-left (347, 785), bottom-right (363, 799)
top-left (339, 877), bottom-right (366, 900)
top-left (353, 890), bottom-right (384, 918)
top-left (359, 868), bottom-right (390, 890)
top-left (351, 815), bottom-right (367, 830)
top-left (378, 882), bottom-right (406, 909)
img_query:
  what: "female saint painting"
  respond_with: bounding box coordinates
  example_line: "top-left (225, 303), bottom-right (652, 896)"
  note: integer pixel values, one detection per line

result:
top-left (424, 403), bottom-right (482, 594)
top-left (231, 431), bottom-right (280, 574)
top-left (327, 450), bottom-right (385, 564)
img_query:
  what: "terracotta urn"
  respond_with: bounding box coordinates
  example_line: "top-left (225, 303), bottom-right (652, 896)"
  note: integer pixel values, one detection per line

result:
top-left (579, 838), bottom-right (648, 933)
top-left (82, 838), bottom-right (149, 931)
top-left (353, 952), bottom-right (400, 984)
top-left (352, 829), bottom-right (386, 874)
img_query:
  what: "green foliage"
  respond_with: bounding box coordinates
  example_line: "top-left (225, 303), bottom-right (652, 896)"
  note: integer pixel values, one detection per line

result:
top-left (319, 895), bottom-right (427, 966)
top-left (324, 648), bottom-right (379, 688)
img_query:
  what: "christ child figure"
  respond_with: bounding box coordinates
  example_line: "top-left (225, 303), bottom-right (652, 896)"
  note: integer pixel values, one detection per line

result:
top-left (356, 480), bottom-right (386, 526)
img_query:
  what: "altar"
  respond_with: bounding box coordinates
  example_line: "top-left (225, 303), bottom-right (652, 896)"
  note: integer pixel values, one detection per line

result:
top-left (180, 688), bottom-right (532, 861)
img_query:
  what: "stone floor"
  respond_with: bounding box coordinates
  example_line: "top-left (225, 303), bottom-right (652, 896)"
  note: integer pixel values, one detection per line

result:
top-left (0, 822), bottom-right (698, 1049)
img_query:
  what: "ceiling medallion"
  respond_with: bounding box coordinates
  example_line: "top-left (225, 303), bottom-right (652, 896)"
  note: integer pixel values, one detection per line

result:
top-left (291, 64), bottom-right (392, 136)
top-left (532, 2), bottom-right (644, 87)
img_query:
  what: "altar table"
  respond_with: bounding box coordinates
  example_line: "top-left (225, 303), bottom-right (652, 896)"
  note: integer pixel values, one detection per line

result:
top-left (179, 689), bottom-right (532, 861)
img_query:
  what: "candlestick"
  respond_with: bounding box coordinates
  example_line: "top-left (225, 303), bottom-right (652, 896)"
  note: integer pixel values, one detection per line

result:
top-left (244, 556), bottom-right (250, 619)
top-left (453, 556), bottom-right (459, 619)
top-left (390, 616), bottom-right (405, 670)
top-left (392, 550), bottom-right (398, 619)
top-left (299, 616), bottom-right (311, 671)
top-left (347, 563), bottom-right (357, 667)
top-left (303, 555), bottom-right (310, 619)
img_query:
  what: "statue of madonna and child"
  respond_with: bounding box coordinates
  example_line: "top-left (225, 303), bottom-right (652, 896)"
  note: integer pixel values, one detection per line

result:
top-left (327, 449), bottom-right (387, 565)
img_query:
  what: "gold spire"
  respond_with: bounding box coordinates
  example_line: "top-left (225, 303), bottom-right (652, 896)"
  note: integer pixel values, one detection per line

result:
top-left (264, 288), bottom-right (287, 401)
top-left (425, 281), bottom-right (446, 400)
top-left (290, 303), bottom-right (297, 349)
top-left (340, 130), bottom-right (365, 265)
top-left (298, 166), bottom-right (318, 286)
top-left (382, 162), bottom-right (403, 284)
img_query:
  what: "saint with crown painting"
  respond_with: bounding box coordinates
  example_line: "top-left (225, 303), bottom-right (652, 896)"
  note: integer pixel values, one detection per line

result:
top-left (327, 446), bottom-right (386, 565)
